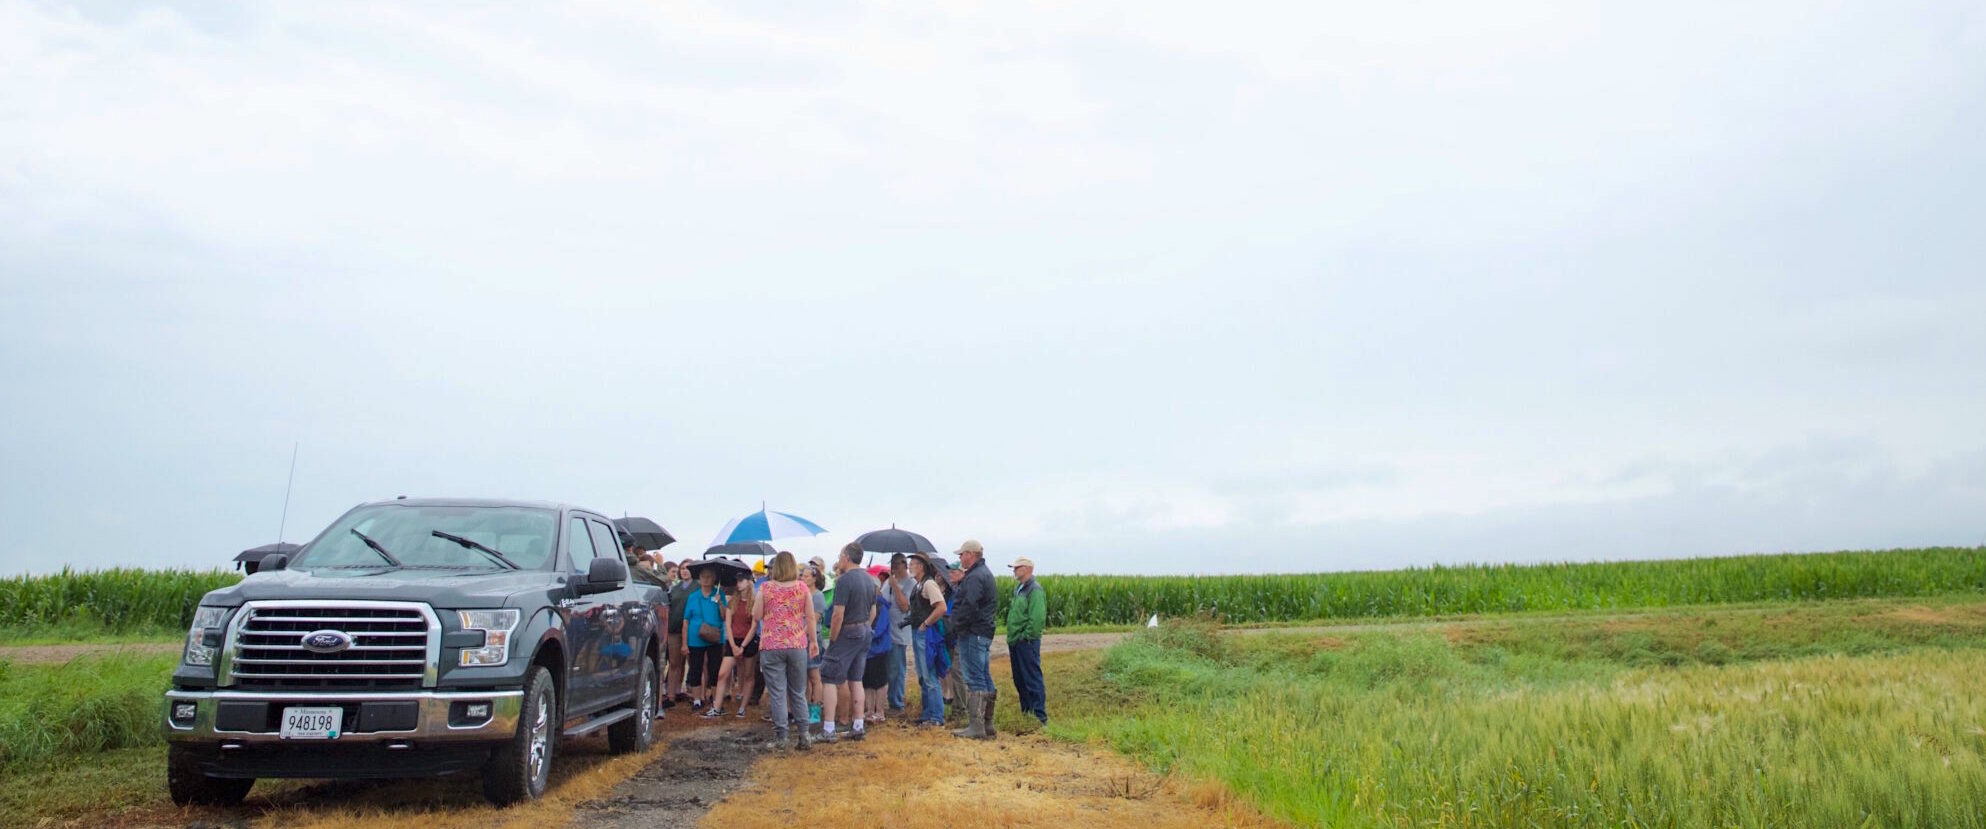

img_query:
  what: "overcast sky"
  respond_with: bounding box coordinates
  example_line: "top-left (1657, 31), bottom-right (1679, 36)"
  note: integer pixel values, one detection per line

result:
top-left (3, 0), bottom-right (1983, 576)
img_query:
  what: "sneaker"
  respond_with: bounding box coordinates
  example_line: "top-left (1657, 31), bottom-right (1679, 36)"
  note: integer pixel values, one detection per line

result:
top-left (817, 729), bottom-right (839, 744)
top-left (735, 707), bottom-right (746, 719)
top-left (702, 706), bottom-right (726, 718)
top-left (692, 698), bottom-right (706, 711)
top-left (848, 728), bottom-right (866, 742)
top-left (795, 730), bottom-right (813, 752)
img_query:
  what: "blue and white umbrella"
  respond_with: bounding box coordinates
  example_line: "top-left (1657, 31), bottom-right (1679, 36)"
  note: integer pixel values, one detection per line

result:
top-left (709, 506), bottom-right (828, 548)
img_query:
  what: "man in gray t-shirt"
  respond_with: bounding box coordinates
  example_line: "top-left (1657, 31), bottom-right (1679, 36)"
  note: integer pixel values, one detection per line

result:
top-left (819, 543), bottom-right (877, 742)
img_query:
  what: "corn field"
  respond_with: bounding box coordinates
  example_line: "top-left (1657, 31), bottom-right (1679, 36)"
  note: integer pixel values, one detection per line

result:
top-left (1000, 546), bottom-right (1986, 627)
top-left (0, 568), bottom-right (241, 634)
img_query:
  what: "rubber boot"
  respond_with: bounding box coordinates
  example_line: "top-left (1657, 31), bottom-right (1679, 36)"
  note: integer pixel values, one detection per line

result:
top-left (980, 687), bottom-right (998, 740)
top-left (951, 693), bottom-right (986, 739)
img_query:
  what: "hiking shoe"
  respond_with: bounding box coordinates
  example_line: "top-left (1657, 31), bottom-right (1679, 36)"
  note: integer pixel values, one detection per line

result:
top-left (795, 731), bottom-right (813, 752)
top-left (848, 728), bottom-right (866, 742)
top-left (817, 730), bottom-right (839, 744)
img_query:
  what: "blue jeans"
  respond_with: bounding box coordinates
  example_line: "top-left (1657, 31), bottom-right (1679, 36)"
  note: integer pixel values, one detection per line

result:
top-left (957, 633), bottom-right (994, 693)
top-left (1008, 637), bottom-right (1046, 723)
top-left (887, 641), bottom-right (908, 710)
top-left (912, 632), bottom-right (945, 723)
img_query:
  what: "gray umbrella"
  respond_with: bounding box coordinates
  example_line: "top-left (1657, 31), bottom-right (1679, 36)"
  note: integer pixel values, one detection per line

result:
top-left (854, 526), bottom-right (937, 555)
top-left (703, 541), bottom-right (776, 559)
top-left (613, 516), bottom-right (676, 550)
top-left (235, 542), bottom-right (301, 572)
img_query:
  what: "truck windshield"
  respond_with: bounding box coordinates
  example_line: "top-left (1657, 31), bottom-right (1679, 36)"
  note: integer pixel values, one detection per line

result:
top-left (294, 505), bottom-right (558, 570)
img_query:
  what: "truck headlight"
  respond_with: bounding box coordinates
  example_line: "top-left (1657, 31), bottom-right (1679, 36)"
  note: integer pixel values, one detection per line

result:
top-left (458, 609), bottom-right (521, 667)
top-left (182, 606), bottom-right (229, 667)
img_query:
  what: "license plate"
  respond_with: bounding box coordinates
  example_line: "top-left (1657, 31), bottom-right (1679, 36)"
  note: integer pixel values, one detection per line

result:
top-left (279, 706), bottom-right (343, 740)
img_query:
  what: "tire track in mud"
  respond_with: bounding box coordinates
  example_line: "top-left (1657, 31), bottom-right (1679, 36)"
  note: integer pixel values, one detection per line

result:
top-left (572, 725), bottom-right (762, 829)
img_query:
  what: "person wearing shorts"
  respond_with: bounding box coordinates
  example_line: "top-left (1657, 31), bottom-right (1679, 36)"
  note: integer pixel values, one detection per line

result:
top-left (665, 563), bottom-right (692, 702)
top-left (861, 565), bottom-right (894, 723)
top-left (805, 566), bottom-right (828, 724)
top-left (817, 543), bottom-right (877, 742)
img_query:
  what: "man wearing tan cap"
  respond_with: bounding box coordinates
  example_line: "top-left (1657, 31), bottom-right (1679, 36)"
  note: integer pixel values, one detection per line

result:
top-left (948, 539), bottom-right (999, 739)
top-left (1005, 556), bottom-right (1048, 726)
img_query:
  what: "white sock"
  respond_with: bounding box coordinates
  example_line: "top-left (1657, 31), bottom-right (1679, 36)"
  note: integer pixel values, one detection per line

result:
top-left (823, 721), bottom-right (837, 734)
top-left (852, 718), bottom-right (864, 732)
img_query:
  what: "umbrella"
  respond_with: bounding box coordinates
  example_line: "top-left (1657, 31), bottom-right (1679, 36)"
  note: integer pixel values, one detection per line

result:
top-left (612, 516), bottom-right (676, 550)
top-left (686, 556), bottom-right (753, 587)
top-left (235, 542), bottom-right (300, 573)
top-left (704, 541), bottom-right (777, 559)
top-left (709, 505), bottom-right (827, 547)
top-left (854, 525), bottom-right (936, 555)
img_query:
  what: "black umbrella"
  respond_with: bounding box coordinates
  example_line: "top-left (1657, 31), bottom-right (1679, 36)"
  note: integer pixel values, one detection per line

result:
top-left (703, 541), bottom-right (776, 559)
top-left (235, 542), bottom-right (301, 573)
top-left (686, 556), bottom-right (753, 587)
top-left (613, 516), bottom-right (676, 550)
top-left (855, 525), bottom-right (936, 555)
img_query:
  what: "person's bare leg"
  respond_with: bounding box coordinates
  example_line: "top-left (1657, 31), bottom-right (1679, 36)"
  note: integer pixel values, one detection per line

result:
top-left (818, 679), bottom-right (834, 735)
top-left (709, 657), bottom-right (735, 713)
top-left (842, 680), bottom-right (863, 733)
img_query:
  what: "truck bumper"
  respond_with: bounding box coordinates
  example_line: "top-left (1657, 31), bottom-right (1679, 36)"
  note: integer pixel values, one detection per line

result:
top-left (164, 688), bottom-right (522, 777)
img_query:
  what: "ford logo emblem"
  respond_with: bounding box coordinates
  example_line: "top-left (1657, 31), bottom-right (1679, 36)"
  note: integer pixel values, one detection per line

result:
top-left (300, 629), bottom-right (353, 654)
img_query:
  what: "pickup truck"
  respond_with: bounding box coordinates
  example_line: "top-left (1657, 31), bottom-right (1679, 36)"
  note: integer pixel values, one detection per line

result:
top-left (164, 498), bottom-right (667, 806)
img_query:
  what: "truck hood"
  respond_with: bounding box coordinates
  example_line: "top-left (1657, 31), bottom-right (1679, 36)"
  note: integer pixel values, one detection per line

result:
top-left (199, 568), bottom-right (562, 610)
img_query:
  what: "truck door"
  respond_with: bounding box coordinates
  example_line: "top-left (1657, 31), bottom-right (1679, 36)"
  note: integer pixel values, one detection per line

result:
top-left (585, 517), bottom-right (642, 700)
top-left (562, 514), bottom-right (608, 716)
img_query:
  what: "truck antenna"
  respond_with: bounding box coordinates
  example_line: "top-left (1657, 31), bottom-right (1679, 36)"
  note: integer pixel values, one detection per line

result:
top-left (277, 442), bottom-right (299, 543)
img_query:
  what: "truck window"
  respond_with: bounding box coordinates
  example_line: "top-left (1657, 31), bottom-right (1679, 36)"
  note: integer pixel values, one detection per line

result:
top-left (587, 520), bottom-right (621, 561)
top-left (567, 516), bottom-right (596, 570)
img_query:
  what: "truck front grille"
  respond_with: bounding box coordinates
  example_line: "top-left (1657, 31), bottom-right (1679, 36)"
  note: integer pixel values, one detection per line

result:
top-left (226, 602), bottom-right (438, 691)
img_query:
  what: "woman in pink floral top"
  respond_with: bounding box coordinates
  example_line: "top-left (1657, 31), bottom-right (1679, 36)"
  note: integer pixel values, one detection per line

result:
top-left (752, 551), bottom-right (819, 751)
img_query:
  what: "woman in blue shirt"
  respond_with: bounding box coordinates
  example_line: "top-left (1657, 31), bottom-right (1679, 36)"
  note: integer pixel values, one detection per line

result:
top-left (683, 567), bottom-right (728, 710)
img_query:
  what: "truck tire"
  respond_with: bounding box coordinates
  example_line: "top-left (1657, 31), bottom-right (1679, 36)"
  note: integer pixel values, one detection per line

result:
top-left (483, 665), bottom-right (556, 806)
top-left (607, 653), bottom-right (657, 755)
top-left (167, 744), bottom-right (253, 806)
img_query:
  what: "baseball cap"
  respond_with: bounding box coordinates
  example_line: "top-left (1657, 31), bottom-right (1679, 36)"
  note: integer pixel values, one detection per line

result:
top-left (1008, 557), bottom-right (1035, 569)
top-left (954, 539), bottom-right (984, 555)
top-left (752, 559), bottom-right (766, 574)
top-left (866, 564), bottom-right (889, 578)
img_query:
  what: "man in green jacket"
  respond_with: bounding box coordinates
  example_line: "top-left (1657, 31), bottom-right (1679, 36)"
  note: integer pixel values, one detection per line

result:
top-left (1005, 557), bottom-right (1048, 725)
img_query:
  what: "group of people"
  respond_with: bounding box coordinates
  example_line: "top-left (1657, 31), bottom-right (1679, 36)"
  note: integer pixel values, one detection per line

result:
top-left (629, 539), bottom-right (1048, 751)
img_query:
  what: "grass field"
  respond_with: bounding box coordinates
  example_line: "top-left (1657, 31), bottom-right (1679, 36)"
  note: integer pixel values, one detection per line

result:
top-left (1050, 598), bottom-right (1986, 828)
top-left (0, 651), bottom-right (179, 769)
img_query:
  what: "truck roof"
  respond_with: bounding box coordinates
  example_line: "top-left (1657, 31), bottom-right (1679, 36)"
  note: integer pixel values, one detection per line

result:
top-left (356, 497), bottom-right (591, 514)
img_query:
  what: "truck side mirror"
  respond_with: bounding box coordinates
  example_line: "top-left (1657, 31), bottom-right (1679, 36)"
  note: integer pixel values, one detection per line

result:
top-left (261, 554), bottom-right (288, 572)
top-left (579, 557), bottom-right (627, 595)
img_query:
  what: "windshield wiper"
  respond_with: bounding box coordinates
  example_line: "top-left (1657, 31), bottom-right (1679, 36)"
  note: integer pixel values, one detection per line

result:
top-left (431, 530), bottom-right (521, 570)
top-left (349, 528), bottom-right (404, 567)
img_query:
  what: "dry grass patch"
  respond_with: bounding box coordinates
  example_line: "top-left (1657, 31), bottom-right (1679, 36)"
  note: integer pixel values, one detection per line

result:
top-left (704, 725), bottom-right (1287, 829)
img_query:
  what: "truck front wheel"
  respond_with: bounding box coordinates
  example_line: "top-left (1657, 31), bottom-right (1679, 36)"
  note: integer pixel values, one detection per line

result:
top-left (483, 665), bottom-right (557, 806)
top-left (167, 744), bottom-right (253, 806)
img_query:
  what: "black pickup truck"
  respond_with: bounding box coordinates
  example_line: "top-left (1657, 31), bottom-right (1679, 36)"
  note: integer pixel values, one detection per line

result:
top-left (164, 498), bottom-right (667, 806)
